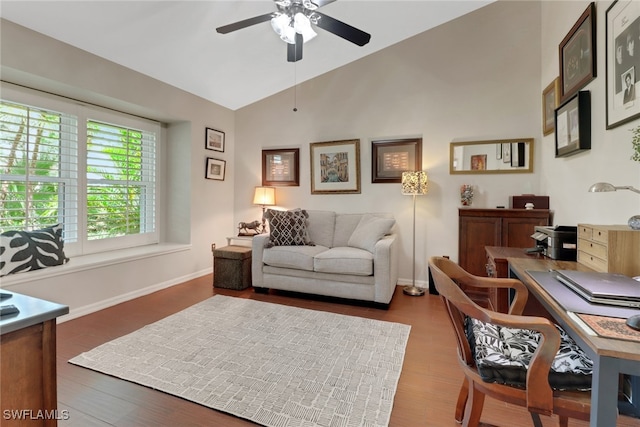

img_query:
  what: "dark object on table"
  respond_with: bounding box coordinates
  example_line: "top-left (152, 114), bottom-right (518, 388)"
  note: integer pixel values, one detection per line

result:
top-left (627, 315), bottom-right (640, 331)
top-left (531, 225), bottom-right (577, 261)
top-left (510, 195), bottom-right (550, 209)
top-left (0, 304), bottom-right (19, 316)
top-left (237, 220), bottom-right (262, 236)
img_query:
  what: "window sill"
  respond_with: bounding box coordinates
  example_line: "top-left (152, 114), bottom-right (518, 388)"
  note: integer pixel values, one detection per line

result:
top-left (0, 243), bottom-right (191, 287)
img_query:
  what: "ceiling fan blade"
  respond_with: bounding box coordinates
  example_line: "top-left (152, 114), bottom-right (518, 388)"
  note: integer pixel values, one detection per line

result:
top-left (314, 12), bottom-right (371, 46)
top-left (216, 13), bottom-right (273, 34)
top-left (311, 0), bottom-right (337, 8)
top-left (287, 33), bottom-right (303, 62)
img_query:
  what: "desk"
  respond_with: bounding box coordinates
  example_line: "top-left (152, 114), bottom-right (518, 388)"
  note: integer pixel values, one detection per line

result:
top-left (508, 257), bottom-right (640, 427)
top-left (1, 290), bottom-right (69, 426)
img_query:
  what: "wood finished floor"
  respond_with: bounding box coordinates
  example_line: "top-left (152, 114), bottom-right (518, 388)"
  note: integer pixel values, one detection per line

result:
top-left (56, 275), bottom-right (640, 427)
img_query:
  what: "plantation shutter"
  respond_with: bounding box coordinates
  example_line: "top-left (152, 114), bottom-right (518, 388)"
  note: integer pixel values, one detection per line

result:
top-left (86, 120), bottom-right (156, 241)
top-left (0, 100), bottom-right (78, 238)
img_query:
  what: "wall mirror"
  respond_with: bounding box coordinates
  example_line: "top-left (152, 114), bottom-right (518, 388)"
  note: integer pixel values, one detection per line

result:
top-left (449, 138), bottom-right (534, 174)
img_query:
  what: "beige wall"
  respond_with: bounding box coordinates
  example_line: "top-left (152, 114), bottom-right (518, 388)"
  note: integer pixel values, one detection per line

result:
top-left (234, 1), bottom-right (544, 286)
top-left (0, 19), bottom-right (237, 317)
top-left (1, 1), bottom-right (638, 313)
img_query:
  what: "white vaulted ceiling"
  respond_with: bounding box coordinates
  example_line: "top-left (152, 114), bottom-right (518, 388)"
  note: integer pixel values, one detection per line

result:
top-left (1, 1), bottom-right (494, 110)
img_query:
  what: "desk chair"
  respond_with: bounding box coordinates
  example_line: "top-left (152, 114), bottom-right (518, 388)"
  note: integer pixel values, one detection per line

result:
top-left (428, 256), bottom-right (593, 427)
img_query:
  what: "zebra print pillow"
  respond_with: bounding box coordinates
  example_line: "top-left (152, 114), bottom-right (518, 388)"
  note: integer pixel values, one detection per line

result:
top-left (0, 224), bottom-right (69, 277)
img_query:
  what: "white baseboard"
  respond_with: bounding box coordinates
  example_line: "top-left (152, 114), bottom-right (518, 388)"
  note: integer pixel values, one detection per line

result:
top-left (59, 268), bottom-right (212, 323)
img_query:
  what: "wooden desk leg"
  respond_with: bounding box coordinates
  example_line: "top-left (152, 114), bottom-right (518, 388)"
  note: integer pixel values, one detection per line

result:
top-left (590, 357), bottom-right (620, 427)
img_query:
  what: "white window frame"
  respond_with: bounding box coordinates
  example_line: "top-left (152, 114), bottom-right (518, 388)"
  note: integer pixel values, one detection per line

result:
top-left (1, 85), bottom-right (161, 257)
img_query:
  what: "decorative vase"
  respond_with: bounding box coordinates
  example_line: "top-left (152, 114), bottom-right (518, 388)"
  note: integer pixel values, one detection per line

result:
top-left (460, 184), bottom-right (474, 206)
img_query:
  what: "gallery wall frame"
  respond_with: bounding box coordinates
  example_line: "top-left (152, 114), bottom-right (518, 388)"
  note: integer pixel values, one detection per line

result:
top-left (559, 2), bottom-right (597, 102)
top-left (555, 90), bottom-right (591, 158)
top-left (543, 77), bottom-right (561, 135)
top-left (262, 148), bottom-right (300, 187)
top-left (205, 127), bottom-right (225, 152)
top-left (205, 157), bottom-right (226, 180)
top-left (371, 137), bottom-right (422, 183)
top-left (310, 139), bottom-right (360, 194)
top-left (605, 0), bottom-right (640, 129)
top-left (470, 154), bottom-right (487, 171)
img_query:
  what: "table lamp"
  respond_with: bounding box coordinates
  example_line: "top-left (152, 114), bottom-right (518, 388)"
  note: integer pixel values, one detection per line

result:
top-left (253, 186), bottom-right (276, 233)
top-left (401, 171), bottom-right (428, 296)
top-left (588, 182), bottom-right (640, 230)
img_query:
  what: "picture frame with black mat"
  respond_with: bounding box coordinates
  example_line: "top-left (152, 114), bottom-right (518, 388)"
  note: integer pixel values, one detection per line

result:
top-left (555, 90), bottom-right (591, 158)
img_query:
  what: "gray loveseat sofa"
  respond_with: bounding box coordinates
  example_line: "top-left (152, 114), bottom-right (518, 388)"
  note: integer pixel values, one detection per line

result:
top-left (251, 209), bottom-right (399, 306)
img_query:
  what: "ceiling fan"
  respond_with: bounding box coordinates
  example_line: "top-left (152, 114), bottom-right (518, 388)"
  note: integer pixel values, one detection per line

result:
top-left (216, 0), bottom-right (371, 62)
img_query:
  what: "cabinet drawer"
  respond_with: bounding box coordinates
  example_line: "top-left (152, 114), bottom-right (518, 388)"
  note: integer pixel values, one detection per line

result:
top-left (578, 225), bottom-right (593, 240)
top-left (577, 238), bottom-right (608, 259)
top-left (577, 250), bottom-right (608, 272)
top-left (591, 228), bottom-right (609, 244)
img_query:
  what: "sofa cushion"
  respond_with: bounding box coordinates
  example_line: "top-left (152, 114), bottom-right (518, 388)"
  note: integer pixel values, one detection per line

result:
top-left (347, 214), bottom-right (396, 253)
top-left (0, 224), bottom-right (69, 277)
top-left (306, 210), bottom-right (336, 248)
top-left (469, 318), bottom-right (593, 391)
top-left (262, 245), bottom-right (329, 272)
top-left (264, 208), bottom-right (313, 247)
top-left (332, 214), bottom-right (364, 247)
top-left (314, 247), bottom-right (374, 276)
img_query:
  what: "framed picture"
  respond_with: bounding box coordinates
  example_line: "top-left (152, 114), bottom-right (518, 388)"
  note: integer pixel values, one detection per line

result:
top-left (470, 154), bottom-right (486, 171)
top-left (543, 77), bottom-right (561, 135)
top-left (555, 91), bottom-right (591, 158)
top-left (310, 139), bottom-right (360, 194)
top-left (606, 0), bottom-right (640, 129)
top-left (496, 143), bottom-right (502, 160)
top-left (371, 138), bottom-right (422, 183)
top-left (502, 143), bottom-right (511, 163)
top-left (262, 148), bottom-right (300, 186)
top-left (559, 2), bottom-right (596, 102)
top-left (205, 157), bottom-right (226, 180)
top-left (205, 127), bottom-right (225, 152)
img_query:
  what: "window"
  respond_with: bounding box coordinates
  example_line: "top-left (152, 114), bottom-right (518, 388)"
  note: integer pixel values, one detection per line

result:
top-left (0, 87), bottom-right (160, 256)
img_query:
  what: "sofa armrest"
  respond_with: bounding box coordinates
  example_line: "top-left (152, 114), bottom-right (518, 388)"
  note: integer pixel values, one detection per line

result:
top-left (373, 233), bottom-right (399, 304)
top-left (251, 234), bottom-right (270, 287)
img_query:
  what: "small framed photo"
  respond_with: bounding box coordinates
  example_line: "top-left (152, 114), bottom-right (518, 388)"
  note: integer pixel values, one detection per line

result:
top-left (205, 157), bottom-right (226, 180)
top-left (559, 3), bottom-right (596, 102)
top-left (555, 90), bottom-right (591, 158)
top-left (262, 148), bottom-right (300, 187)
top-left (470, 154), bottom-right (487, 171)
top-left (371, 138), bottom-right (422, 183)
top-left (310, 139), bottom-right (360, 194)
top-left (605, 0), bottom-right (640, 129)
top-left (542, 77), bottom-right (560, 135)
top-left (205, 127), bottom-right (225, 152)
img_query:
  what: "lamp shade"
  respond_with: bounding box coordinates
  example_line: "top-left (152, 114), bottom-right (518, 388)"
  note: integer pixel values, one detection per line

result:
top-left (401, 171), bottom-right (428, 196)
top-left (588, 182), bottom-right (617, 193)
top-left (253, 186), bottom-right (276, 206)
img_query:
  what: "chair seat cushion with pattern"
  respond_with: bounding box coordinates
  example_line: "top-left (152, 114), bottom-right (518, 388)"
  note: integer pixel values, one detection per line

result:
top-left (468, 318), bottom-right (593, 390)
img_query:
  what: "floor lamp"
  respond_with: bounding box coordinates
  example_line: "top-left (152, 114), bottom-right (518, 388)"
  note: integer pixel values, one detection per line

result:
top-left (401, 171), bottom-right (428, 296)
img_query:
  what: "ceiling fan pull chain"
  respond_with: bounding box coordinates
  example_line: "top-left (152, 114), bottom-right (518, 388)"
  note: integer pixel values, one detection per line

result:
top-left (293, 62), bottom-right (298, 112)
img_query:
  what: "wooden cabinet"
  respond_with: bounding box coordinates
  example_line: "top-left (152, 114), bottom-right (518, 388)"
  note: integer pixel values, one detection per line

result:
top-left (458, 208), bottom-right (551, 310)
top-left (577, 224), bottom-right (640, 276)
top-left (0, 292), bottom-right (68, 426)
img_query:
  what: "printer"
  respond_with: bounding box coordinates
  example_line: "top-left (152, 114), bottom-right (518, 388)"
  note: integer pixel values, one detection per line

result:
top-left (531, 225), bottom-right (577, 261)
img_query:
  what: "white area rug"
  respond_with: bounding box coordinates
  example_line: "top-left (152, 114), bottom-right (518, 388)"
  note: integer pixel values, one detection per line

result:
top-left (69, 295), bottom-right (411, 427)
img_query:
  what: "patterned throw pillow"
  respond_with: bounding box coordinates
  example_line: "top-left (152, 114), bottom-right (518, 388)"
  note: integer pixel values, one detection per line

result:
top-left (264, 209), bottom-right (313, 247)
top-left (0, 224), bottom-right (69, 277)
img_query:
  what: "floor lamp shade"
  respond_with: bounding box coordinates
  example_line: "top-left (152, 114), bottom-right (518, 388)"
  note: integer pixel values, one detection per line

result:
top-left (401, 171), bottom-right (428, 196)
top-left (401, 171), bottom-right (428, 296)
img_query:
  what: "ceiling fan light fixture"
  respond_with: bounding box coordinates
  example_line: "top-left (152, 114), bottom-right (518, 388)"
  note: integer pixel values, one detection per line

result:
top-left (294, 12), bottom-right (317, 42)
top-left (271, 13), bottom-right (295, 43)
